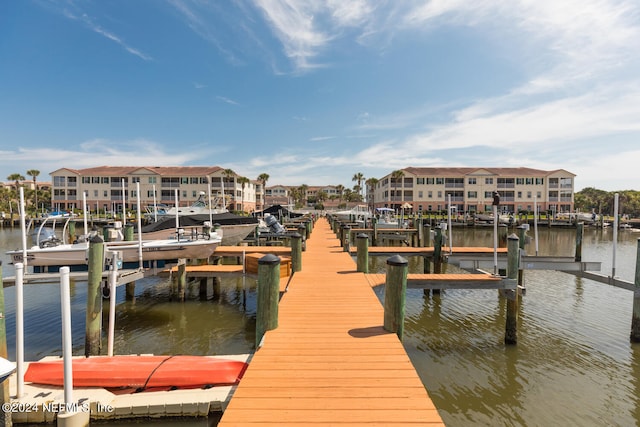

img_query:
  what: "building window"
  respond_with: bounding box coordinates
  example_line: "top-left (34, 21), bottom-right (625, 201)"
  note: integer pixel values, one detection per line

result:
top-left (536, 178), bottom-right (544, 185)
top-left (516, 178), bottom-right (524, 185)
top-left (102, 177), bottom-right (109, 184)
top-left (467, 191), bottom-right (477, 198)
top-left (484, 191), bottom-right (493, 198)
top-left (418, 191), bottom-right (423, 198)
top-left (517, 191), bottom-right (522, 198)
top-left (181, 177), bottom-right (189, 184)
top-left (103, 190), bottom-right (108, 197)
top-left (148, 177), bottom-right (157, 184)
top-left (200, 177), bottom-right (208, 184)
top-left (192, 191), bottom-right (197, 197)
top-left (182, 190), bottom-right (187, 197)
top-left (416, 178), bottom-right (425, 184)
top-left (526, 178), bottom-right (533, 185)
top-left (436, 178), bottom-right (444, 185)
top-left (437, 191), bottom-right (442, 198)
top-left (485, 178), bottom-right (493, 184)
top-left (53, 176), bottom-right (66, 186)
top-left (131, 177), bottom-right (140, 183)
top-left (428, 191), bottom-right (432, 198)
top-left (527, 191), bottom-right (532, 198)
top-left (82, 177), bottom-right (91, 184)
top-left (426, 178), bottom-right (435, 184)
top-left (468, 178), bottom-right (476, 185)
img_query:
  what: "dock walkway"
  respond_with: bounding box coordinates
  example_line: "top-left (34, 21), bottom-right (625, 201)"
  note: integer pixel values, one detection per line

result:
top-left (218, 218), bottom-right (444, 426)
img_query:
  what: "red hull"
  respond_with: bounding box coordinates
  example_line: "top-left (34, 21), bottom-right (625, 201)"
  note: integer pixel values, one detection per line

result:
top-left (25, 355), bottom-right (247, 389)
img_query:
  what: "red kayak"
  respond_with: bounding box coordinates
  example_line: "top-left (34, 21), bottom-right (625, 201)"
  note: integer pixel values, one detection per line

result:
top-left (25, 355), bottom-right (248, 389)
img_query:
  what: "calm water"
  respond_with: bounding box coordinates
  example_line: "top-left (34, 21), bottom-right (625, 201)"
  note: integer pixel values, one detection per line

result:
top-left (2, 224), bottom-right (640, 426)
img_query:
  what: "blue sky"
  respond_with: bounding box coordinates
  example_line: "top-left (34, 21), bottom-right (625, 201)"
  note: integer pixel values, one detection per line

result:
top-left (1, 0), bottom-right (640, 191)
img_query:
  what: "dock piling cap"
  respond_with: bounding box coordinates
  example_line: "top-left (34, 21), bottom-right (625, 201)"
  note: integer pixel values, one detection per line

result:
top-left (259, 253), bottom-right (281, 265)
top-left (357, 233), bottom-right (369, 239)
top-left (386, 254), bottom-right (408, 266)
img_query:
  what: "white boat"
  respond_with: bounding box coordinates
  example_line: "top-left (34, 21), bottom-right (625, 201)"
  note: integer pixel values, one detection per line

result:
top-left (7, 233), bottom-right (222, 267)
top-left (333, 205), bottom-right (372, 226)
top-left (374, 207), bottom-right (403, 229)
top-left (0, 357), bottom-right (15, 383)
top-left (139, 213), bottom-right (258, 246)
top-left (145, 192), bottom-right (226, 221)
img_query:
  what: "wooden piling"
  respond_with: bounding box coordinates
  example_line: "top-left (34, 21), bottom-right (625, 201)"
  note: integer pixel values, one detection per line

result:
top-left (383, 255), bottom-right (408, 340)
top-left (0, 262), bottom-right (11, 427)
top-left (422, 223), bottom-right (431, 247)
top-left (68, 220), bottom-right (76, 243)
top-left (343, 225), bottom-right (351, 252)
top-left (575, 222), bottom-right (584, 262)
top-left (356, 233), bottom-right (369, 273)
top-left (126, 282), bottom-right (136, 301)
top-left (505, 233), bottom-right (519, 345)
top-left (291, 232), bottom-right (302, 272)
top-left (256, 254), bottom-right (281, 347)
top-left (177, 259), bottom-right (186, 301)
top-left (517, 225), bottom-right (527, 293)
top-left (85, 235), bottom-right (104, 356)
top-left (630, 239), bottom-right (640, 342)
top-left (124, 223), bottom-right (134, 241)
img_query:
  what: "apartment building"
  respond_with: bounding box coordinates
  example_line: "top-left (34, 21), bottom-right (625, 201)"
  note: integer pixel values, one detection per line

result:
top-left (49, 166), bottom-right (259, 214)
top-left (373, 167), bottom-right (575, 214)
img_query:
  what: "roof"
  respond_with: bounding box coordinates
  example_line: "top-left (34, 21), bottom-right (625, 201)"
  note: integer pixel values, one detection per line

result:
top-left (51, 166), bottom-right (223, 176)
top-left (402, 167), bottom-right (574, 177)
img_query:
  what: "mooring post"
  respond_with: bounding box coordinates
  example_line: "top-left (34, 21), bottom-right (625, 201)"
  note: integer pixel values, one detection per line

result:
top-left (124, 223), bottom-right (134, 241)
top-left (423, 223), bottom-right (432, 247)
top-left (85, 235), bottom-right (104, 356)
top-left (517, 225), bottom-right (527, 294)
top-left (68, 220), bottom-right (76, 243)
top-left (372, 217), bottom-right (378, 246)
top-left (383, 255), bottom-right (408, 340)
top-left (575, 222), bottom-right (584, 262)
top-left (343, 225), bottom-right (351, 252)
top-left (630, 239), bottom-right (640, 342)
top-left (297, 224), bottom-right (307, 251)
top-left (434, 226), bottom-right (443, 274)
top-left (305, 220), bottom-right (312, 239)
top-left (291, 232), bottom-right (302, 272)
top-left (505, 233), bottom-right (519, 345)
top-left (177, 258), bottom-right (186, 302)
top-left (256, 254), bottom-right (280, 347)
top-left (0, 261), bottom-right (11, 427)
top-left (356, 233), bottom-right (369, 273)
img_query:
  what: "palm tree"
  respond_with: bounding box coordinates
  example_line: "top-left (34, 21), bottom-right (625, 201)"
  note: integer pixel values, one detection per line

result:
top-left (352, 172), bottom-right (365, 200)
top-left (335, 184), bottom-right (345, 203)
top-left (27, 169), bottom-right (40, 213)
top-left (297, 184), bottom-right (309, 208)
top-left (257, 173), bottom-right (270, 209)
top-left (238, 176), bottom-right (250, 213)
top-left (8, 173), bottom-right (25, 192)
top-left (365, 177), bottom-right (379, 209)
top-left (222, 169), bottom-right (236, 210)
top-left (390, 169), bottom-right (405, 209)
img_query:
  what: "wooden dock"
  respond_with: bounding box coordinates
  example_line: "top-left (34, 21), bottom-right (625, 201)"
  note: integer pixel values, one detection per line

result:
top-left (218, 218), bottom-right (445, 426)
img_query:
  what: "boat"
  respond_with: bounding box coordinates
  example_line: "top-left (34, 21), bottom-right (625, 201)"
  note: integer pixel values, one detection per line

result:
top-left (24, 355), bottom-right (247, 389)
top-left (374, 207), bottom-right (403, 229)
top-left (0, 356), bottom-right (15, 383)
top-left (145, 192), bottom-right (226, 222)
top-left (6, 233), bottom-right (222, 267)
top-left (333, 205), bottom-right (372, 227)
top-left (139, 212), bottom-right (258, 246)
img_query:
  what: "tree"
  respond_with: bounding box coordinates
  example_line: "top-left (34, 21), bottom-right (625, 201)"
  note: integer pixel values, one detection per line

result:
top-left (222, 169), bottom-right (236, 210)
top-left (352, 172), bottom-right (365, 200)
top-left (390, 169), bottom-right (405, 209)
top-left (335, 184), bottom-right (345, 202)
top-left (365, 177), bottom-right (379, 209)
top-left (27, 169), bottom-right (40, 212)
top-left (7, 173), bottom-right (25, 192)
top-left (238, 176), bottom-right (250, 213)
top-left (257, 173), bottom-right (270, 209)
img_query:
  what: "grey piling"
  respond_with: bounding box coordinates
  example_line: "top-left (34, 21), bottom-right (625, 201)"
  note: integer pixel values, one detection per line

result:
top-left (298, 224), bottom-right (307, 251)
top-left (383, 255), bottom-right (408, 340)
top-left (291, 232), bottom-right (302, 272)
top-left (422, 224), bottom-right (431, 247)
top-left (85, 235), bottom-right (104, 356)
top-left (630, 239), bottom-right (640, 342)
top-left (124, 223), bottom-right (134, 241)
top-left (505, 233), bottom-right (519, 345)
top-left (356, 233), bottom-right (369, 273)
top-left (256, 254), bottom-right (281, 347)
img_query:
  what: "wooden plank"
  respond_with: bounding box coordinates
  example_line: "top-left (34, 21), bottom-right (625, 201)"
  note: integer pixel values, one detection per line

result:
top-left (218, 218), bottom-right (445, 427)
